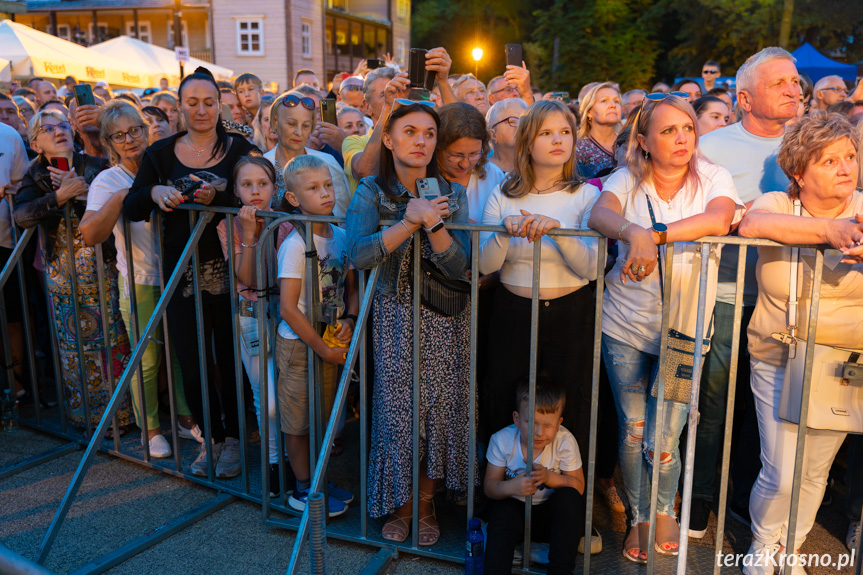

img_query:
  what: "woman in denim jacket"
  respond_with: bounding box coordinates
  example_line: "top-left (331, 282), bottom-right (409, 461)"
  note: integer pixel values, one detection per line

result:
top-left (346, 101), bottom-right (473, 546)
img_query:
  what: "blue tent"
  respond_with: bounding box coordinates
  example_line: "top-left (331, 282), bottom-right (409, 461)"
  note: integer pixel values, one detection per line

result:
top-left (791, 42), bottom-right (857, 83)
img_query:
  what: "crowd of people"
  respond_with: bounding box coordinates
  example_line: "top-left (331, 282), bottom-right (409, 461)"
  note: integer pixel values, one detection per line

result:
top-left (2, 43), bottom-right (863, 575)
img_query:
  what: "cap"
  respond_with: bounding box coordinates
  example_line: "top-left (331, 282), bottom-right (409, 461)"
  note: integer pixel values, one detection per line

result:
top-left (96, 81), bottom-right (109, 88)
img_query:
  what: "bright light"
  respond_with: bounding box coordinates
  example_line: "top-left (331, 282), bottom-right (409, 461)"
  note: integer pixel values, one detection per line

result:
top-left (472, 47), bottom-right (483, 62)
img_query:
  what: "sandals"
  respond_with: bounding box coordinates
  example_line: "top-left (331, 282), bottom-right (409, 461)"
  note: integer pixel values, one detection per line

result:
top-left (418, 492), bottom-right (440, 546)
top-left (382, 514), bottom-right (410, 543)
top-left (654, 514), bottom-right (680, 555)
top-left (623, 523), bottom-right (648, 564)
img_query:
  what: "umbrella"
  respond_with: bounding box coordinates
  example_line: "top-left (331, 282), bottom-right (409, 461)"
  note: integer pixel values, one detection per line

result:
top-left (0, 19), bottom-right (149, 87)
top-left (90, 36), bottom-right (234, 88)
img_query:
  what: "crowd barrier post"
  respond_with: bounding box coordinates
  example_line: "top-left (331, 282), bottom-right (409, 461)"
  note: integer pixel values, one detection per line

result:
top-left (0, 225), bottom-right (36, 411)
top-left (93, 243), bottom-right (121, 450)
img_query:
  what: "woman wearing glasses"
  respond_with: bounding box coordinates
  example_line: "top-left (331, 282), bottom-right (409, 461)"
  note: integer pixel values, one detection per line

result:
top-left (79, 100), bottom-right (198, 458)
top-left (576, 82), bottom-right (623, 178)
top-left (588, 92), bottom-right (743, 562)
top-left (124, 68), bottom-right (260, 479)
top-left (263, 91), bottom-right (351, 214)
top-left (487, 98), bottom-right (528, 174)
top-left (14, 110), bottom-right (134, 432)
top-left (479, 100), bottom-right (600, 459)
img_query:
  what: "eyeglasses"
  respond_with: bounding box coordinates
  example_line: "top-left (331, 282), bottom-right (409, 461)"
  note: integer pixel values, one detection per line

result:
top-left (341, 84), bottom-right (364, 92)
top-left (490, 85), bottom-right (518, 97)
top-left (394, 98), bottom-right (436, 108)
top-left (38, 122), bottom-right (72, 136)
top-left (703, 69), bottom-right (719, 74)
top-left (281, 95), bottom-right (316, 111)
top-left (821, 86), bottom-right (848, 93)
top-left (443, 150), bottom-right (483, 163)
top-left (491, 116), bottom-right (520, 129)
top-left (644, 91), bottom-right (690, 101)
top-left (108, 125), bottom-right (145, 144)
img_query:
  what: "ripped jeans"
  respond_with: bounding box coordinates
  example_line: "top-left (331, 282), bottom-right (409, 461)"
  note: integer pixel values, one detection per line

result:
top-left (601, 334), bottom-right (689, 524)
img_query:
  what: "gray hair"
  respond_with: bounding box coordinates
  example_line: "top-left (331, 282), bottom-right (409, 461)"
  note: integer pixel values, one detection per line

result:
top-left (363, 67), bottom-right (397, 98)
top-left (98, 100), bottom-right (150, 166)
top-left (337, 106), bottom-right (363, 119)
top-left (622, 89), bottom-right (647, 100)
top-left (486, 98), bottom-right (527, 128)
top-left (27, 110), bottom-right (69, 144)
top-left (736, 47), bottom-right (796, 94)
top-left (813, 75), bottom-right (844, 95)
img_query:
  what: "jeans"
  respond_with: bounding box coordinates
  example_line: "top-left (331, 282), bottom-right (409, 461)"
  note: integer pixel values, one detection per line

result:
top-left (484, 487), bottom-right (585, 575)
top-left (692, 302), bottom-right (761, 505)
top-left (601, 333), bottom-right (689, 523)
top-left (238, 296), bottom-right (278, 464)
top-left (749, 358), bottom-right (846, 548)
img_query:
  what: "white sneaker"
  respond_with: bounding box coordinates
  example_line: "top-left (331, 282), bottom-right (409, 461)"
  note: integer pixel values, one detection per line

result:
top-left (145, 434), bottom-right (172, 458)
top-left (742, 540), bottom-right (781, 575)
top-left (177, 424), bottom-right (204, 443)
top-left (848, 520), bottom-right (861, 552)
top-left (215, 437), bottom-right (241, 478)
top-left (189, 441), bottom-right (222, 477)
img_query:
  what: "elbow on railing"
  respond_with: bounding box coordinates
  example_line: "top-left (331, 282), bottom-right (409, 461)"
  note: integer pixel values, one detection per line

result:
top-left (737, 213), bottom-right (758, 238)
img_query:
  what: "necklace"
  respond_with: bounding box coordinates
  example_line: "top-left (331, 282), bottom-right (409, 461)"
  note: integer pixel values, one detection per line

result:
top-left (533, 181), bottom-right (563, 194)
top-left (659, 188), bottom-right (681, 206)
top-left (184, 136), bottom-right (215, 157)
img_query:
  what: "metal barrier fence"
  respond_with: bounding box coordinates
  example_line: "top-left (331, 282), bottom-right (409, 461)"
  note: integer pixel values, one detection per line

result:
top-left (1, 200), bottom-right (861, 575)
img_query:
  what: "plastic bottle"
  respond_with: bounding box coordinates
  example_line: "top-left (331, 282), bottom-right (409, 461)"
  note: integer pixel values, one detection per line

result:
top-left (464, 517), bottom-right (484, 575)
top-left (2, 388), bottom-right (18, 432)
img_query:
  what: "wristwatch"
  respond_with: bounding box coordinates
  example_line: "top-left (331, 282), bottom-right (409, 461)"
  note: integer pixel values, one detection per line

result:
top-left (424, 218), bottom-right (445, 234)
top-left (652, 222), bottom-right (668, 245)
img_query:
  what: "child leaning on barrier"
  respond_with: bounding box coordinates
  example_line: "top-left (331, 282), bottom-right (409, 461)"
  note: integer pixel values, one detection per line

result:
top-left (216, 155), bottom-right (293, 496)
top-left (483, 376), bottom-right (586, 575)
top-left (277, 154), bottom-right (358, 517)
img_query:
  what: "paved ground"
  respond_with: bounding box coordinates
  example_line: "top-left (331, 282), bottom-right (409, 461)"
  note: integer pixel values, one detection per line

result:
top-left (1, 421), bottom-right (858, 575)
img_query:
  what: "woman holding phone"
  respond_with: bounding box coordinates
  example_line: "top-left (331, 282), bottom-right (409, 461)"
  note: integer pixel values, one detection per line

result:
top-left (14, 109), bottom-right (133, 432)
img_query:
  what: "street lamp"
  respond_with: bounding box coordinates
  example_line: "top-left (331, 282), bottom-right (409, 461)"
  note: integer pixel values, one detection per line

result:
top-left (472, 47), bottom-right (483, 80)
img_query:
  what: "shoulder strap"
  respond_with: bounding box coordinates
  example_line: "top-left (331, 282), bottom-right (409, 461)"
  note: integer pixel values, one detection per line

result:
top-left (786, 199), bottom-right (802, 345)
top-left (645, 195), bottom-right (663, 301)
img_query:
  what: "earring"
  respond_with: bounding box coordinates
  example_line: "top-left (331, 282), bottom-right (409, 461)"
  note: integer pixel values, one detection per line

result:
top-left (643, 149), bottom-right (650, 159)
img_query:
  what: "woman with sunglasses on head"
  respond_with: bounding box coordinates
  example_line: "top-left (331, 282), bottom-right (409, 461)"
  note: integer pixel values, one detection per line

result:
top-left (79, 100), bottom-right (199, 458)
top-left (577, 82), bottom-right (623, 178)
top-left (14, 110), bottom-right (134, 433)
top-left (588, 92), bottom-right (743, 562)
top-left (263, 91), bottom-right (351, 215)
top-left (479, 99), bottom-right (600, 473)
top-left (346, 100), bottom-right (472, 546)
top-left (124, 67), bottom-right (260, 479)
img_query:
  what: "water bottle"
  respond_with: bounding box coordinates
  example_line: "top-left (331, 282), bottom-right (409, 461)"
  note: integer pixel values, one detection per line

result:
top-left (2, 388), bottom-right (18, 432)
top-left (464, 518), bottom-right (484, 575)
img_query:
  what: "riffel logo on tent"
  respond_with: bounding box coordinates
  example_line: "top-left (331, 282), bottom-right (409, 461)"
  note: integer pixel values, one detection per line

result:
top-left (43, 62), bottom-right (66, 74)
top-left (86, 66), bottom-right (106, 79)
top-left (122, 73), bottom-right (141, 83)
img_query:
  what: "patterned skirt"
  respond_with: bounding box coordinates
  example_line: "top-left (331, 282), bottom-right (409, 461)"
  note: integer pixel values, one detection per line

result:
top-left (44, 212), bottom-right (132, 429)
top-left (366, 241), bottom-right (477, 518)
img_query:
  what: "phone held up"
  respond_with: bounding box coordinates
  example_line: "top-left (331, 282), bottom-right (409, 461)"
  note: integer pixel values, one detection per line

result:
top-left (366, 58), bottom-right (386, 70)
top-left (320, 98), bottom-right (337, 126)
top-left (73, 84), bottom-right (95, 107)
top-left (408, 48), bottom-right (436, 100)
top-left (505, 44), bottom-right (523, 68)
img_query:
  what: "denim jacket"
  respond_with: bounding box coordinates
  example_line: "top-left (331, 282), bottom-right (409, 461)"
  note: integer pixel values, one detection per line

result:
top-left (346, 175), bottom-right (470, 297)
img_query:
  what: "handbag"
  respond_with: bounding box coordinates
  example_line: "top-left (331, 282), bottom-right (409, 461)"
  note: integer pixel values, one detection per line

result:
top-left (238, 299), bottom-right (270, 357)
top-left (412, 257), bottom-right (471, 318)
top-left (645, 196), bottom-right (711, 404)
top-left (776, 200), bottom-right (863, 433)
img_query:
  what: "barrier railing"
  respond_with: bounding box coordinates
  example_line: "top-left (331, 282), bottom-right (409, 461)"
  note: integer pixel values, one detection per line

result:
top-left (1, 200), bottom-right (861, 575)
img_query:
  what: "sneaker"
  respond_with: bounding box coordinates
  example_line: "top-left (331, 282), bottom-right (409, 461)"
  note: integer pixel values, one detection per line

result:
top-left (215, 437), bottom-right (241, 478)
top-left (289, 486), bottom-right (348, 518)
top-left (177, 423), bottom-right (204, 444)
top-left (741, 540), bottom-right (781, 575)
top-left (145, 433), bottom-right (172, 459)
top-left (327, 482), bottom-right (354, 504)
top-left (847, 520), bottom-right (861, 552)
top-left (728, 501), bottom-right (752, 528)
top-left (578, 527), bottom-right (603, 554)
top-left (189, 442), bottom-right (222, 477)
top-left (689, 500), bottom-right (710, 539)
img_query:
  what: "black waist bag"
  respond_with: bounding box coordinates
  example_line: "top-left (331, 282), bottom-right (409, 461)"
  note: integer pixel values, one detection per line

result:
top-left (412, 258), bottom-right (470, 317)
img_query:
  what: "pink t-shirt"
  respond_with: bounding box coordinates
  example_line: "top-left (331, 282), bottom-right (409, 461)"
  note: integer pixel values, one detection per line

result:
top-left (216, 218), bottom-right (293, 301)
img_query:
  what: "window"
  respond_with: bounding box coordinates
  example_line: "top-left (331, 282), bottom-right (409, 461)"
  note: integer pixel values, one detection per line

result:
top-left (397, 0), bottom-right (409, 19)
top-left (235, 18), bottom-right (264, 56)
top-left (51, 24), bottom-right (71, 41)
top-left (301, 20), bottom-right (312, 59)
top-left (125, 21), bottom-right (152, 43)
top-left (396, 38), bottom-right (406, 68)
top-left (87, 22), bottom-right (109, 44)
top-left (166, 20), bottom-right (189, 49)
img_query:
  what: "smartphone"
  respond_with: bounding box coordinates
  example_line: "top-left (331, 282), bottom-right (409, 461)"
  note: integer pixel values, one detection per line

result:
top-left (505, 44), bottom-right (523, 68)
top-left (367, 58), bottom-right (385, 70)
top-left (320, 98), bottom-right (337, 126)
top-left (416, 178), bottom-right (441, 201)
top-left (409, 48), bottom-right (428, 89)
top-left (182, 181), bottom-right (203, 197)
top-left (50, 157), bottom-right (70, 172)
top-left (550, 91), bottom-right (571, 103)
top-left (74, 84), bottom-right (95, 107)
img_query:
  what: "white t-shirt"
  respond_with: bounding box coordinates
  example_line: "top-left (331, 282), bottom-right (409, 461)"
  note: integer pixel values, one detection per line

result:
top-left (479, 183), bottom-right (601, 289)
top-left (0, 123), bottom-right (29, 249)
top-left (467, 163), bottom-right (506, 224)
top-left (86, 166), bottom-right (161, 286)
top-left (263, 146), bottom-right (352, 218)
top-left (486, 423), bottom-right (582, 504)
top-left (700, 123), bottom-right (789, 306)
top-left (277, 224), bottom-right (351, 339)
top-left (601, 160), bottom-right (745, 355)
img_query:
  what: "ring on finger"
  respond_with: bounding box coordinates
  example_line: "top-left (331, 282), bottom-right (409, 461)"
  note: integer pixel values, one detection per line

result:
top-left (638, 266), bottom-right (646, 273)
top-left (630, 264), bottom-right (639, 273)
top-left (162, 196), bottom-right (170, 203)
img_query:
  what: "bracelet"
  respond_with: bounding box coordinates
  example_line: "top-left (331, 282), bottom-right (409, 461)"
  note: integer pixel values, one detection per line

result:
top-left (240, 240), bottom-right (258, 248)
top-left (618, 221), bottom-right (633, 242)
top-left (399, 220), bottom-right (414, 235)
top-left (341, 314), bottom-right (358, 323)
top-left (424, 218), bottom-right (445, 234)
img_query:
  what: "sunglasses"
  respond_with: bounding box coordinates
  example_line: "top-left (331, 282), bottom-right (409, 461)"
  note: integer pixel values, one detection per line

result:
top-left (394, 98), bottom-right (436, 108)
top-left (281, 95), bottom-right (316, 111)
top-left (341, 84), bottom-right (364, 92)
top-left (703, 69), bottom-right (719, 74)
top-left (38, 122), bottom-right (72, 135)
top-left (644, 91), bottom-right (690, 101)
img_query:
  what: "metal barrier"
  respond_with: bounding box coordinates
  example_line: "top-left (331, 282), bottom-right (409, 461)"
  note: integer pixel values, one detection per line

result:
top-left (1, 200), bottom-right (861, 575)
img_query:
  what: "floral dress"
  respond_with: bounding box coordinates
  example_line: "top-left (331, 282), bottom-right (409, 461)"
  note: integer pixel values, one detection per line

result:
top-left (576, 136), bottom-right (615, 179)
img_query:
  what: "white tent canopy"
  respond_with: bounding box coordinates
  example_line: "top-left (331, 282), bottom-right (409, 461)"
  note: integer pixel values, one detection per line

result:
top-left (0, 20), bottom-right (150, 87)
top-left (0, 58), bottom-right (10, 83)
top-left (90, 36), bottom-right (234, 87)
